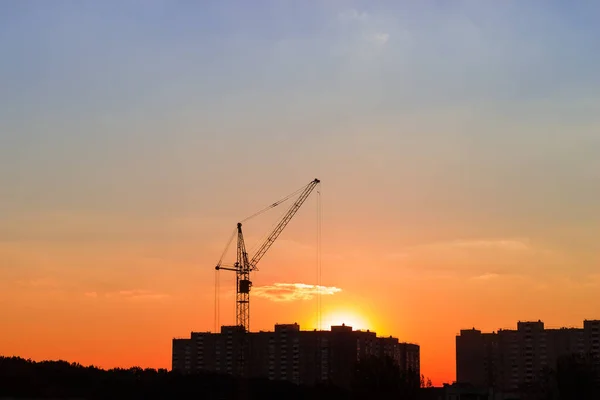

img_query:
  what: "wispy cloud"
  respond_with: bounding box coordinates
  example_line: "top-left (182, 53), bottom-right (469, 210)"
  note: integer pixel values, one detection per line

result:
top-left (398, 238), bottom-right (532, 255)
top-left (369, 32), bottom-right (390, 46)
top-left (385, 252), bottom-right (409, 260)
top-left (19, 278), bottom-right (60, 288)
top-left (382, 237), bottom-right (545, 277)
top-left (114, 290), bottom-right (169, 300)
top-left (334, 8), bottom-right (393, 53)
top-left (17, 278), bottom-right (169, 301)
top-left (253, 283), bottom-right (341, 302)
top-left (89, 289), bottom-right (169, 300)
top-left (450, 239), bottom-right (530, 251)
top-left (338, 9), bottom-right (368, 22)
top-left (470, 273), bottom-right (500, 281)
top-left (569, 273), bottom-right (600, 289)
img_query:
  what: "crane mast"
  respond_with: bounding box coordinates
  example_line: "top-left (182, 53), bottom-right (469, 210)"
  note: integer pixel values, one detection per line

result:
top-left (215, 178), bottom-right (320, 333)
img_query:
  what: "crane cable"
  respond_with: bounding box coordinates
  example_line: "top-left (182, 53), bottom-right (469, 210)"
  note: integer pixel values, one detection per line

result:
top-left (239, 182), bottom-right (310, 223)
top-left (217, 228), bottom-right (237, 267)
top-left (244, 182), bottom-right (311, 261)
top-left (215, 227), bottom-right (236, 332)
top-left (317, 184), bottom-right (322, 331)
top-left (214, 268), bottom-right (220, 332)
top-left (246, 200), bottom-right (292, 257)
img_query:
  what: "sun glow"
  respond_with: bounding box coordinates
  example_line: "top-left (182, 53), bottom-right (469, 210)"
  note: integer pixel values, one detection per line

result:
top-left (320, 310), bottom-right (372, 331)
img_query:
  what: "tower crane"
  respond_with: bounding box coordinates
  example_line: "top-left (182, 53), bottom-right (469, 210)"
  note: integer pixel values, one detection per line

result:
top-left (215, 178), bottom-right (320, 333)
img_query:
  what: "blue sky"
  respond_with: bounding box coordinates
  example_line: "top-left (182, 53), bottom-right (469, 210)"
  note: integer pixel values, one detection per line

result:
top-left (2, 0), bottom-right (598, 224)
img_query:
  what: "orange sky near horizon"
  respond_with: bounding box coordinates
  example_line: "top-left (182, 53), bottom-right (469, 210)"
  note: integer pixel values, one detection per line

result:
top-left (2, 187), bottom-right (599, 386)
top-left (2, 1), bottom-right (600, 388)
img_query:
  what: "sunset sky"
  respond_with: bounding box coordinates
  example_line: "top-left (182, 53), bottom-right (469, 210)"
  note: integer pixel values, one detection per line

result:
top-left (1, 0), bottom-right (599, 385)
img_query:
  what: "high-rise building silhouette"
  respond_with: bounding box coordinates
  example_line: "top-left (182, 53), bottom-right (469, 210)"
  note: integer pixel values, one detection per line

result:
top-left (173, 323), bottom-right (419, 389)
top-left (456, 319), bottom-right (600, 391)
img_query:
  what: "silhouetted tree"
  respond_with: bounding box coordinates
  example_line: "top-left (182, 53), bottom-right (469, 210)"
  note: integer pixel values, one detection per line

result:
top-left (0, 356), bottom-right (350, 399)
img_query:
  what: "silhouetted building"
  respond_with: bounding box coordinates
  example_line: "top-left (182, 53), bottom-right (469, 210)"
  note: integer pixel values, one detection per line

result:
top-left (585, 319), bottom-right (600, 359)
top-left (456, 319), bottom-right (600, 392)
top-left (172, 323), bottom-right (419, 389)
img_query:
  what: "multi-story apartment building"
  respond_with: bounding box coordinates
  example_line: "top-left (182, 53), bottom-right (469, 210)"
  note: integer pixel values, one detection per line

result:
top-left (456, 319), bottom-right (600, 392)
top-left (173, 323), bottom-right (420, 389)
top-left (584, 320), bottom-right (600, 360)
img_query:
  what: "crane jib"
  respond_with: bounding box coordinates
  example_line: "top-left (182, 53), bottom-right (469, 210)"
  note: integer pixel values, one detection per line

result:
top-left (214, 178), bottom-right (320, 335)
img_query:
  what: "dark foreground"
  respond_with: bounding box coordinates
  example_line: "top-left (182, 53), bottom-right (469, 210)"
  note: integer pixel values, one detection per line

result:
top-left (0, 356), bottom-right (420, 400)
top-left (3, 354), bottom-right (599, 399)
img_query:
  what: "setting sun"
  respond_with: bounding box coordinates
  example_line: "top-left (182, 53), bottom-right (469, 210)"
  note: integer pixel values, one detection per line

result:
top-left (320, 310), bottom-right (372, 331)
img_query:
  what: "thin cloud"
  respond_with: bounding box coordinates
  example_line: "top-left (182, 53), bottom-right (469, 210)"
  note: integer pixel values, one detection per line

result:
top-left (101, 289), bottom-right (169, 300)
top-left (253, 283), bottom-right (341, 302)
top-left (385, 252), bottom-right (409, 260)
top-left (573, 273), bottom-right (600, 288)
top-left (338, 9), bottom-right (368, 22)
top-left (19, 278), bottom-right (59, 288)
top-left (84, 291), bottom-right (98, 298)
top-left (390, 238), bottom-right (533, 260)
top-left (117, 290), bottom-right (169, 300)
top-left (333, 8), bottom-right (395, 56)
top-left (470, 273), bottom-right (500, 281)
top-left (369, 32), bottom-right (389, 46)
top-left (450, 239), bottom-right (530, 251)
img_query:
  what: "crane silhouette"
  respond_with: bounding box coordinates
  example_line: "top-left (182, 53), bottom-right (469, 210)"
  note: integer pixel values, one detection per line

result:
top-left (215, 178), bottom-right (320, 333)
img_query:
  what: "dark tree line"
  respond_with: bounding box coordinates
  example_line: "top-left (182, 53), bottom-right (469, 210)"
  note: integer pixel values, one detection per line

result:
top-left (0, 356), bottom-right (421, 399)
top-left (0, 356), bottom-right (343, 400)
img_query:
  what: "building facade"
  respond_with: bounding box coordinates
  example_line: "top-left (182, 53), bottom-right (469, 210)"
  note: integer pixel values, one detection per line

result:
top-left (456, 319), bottom-right (600, 392)
top-left (173, 323), bottom-right (419, 389)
